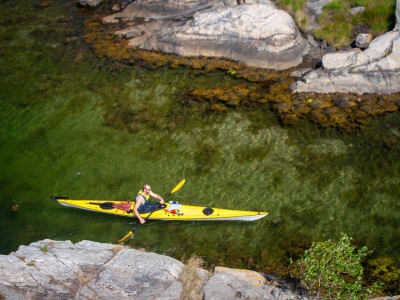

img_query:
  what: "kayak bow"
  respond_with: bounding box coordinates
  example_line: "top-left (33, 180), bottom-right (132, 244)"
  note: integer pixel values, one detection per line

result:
top-left (52, 197), bottom-right (269, 221)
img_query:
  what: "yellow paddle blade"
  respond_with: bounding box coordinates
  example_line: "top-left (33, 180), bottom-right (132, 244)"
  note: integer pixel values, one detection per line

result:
top-left (170, 179), bottom-right (185, 194)
top-left (118, 231), bottom-right (133, 243)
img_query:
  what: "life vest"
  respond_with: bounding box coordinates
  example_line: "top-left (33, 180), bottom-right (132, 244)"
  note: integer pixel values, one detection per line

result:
top-left (137, 189), bottom-right (150, 202)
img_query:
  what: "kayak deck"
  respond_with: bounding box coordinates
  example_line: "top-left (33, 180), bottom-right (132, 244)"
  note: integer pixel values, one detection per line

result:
top-left (55, 198), bottom-right (269, 221)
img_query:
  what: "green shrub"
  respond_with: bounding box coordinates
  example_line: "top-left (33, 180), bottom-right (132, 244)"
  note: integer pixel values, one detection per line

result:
top-left (290, 233), bottom-right (382, 299)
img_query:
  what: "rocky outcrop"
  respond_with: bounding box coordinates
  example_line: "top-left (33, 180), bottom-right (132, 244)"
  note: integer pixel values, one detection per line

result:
top-left (104, 0), bottom-right (309, 70)
top-left (0, 240), bottom-right (305, 300)
top-left (0, 240), bottom-right (184, 300)
top-left (291, 0), bottom-right (400, 95)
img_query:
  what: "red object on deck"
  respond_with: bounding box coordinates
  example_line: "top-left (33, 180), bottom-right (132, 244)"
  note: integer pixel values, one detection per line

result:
top-left (112, 202), bottom-right (132, 211)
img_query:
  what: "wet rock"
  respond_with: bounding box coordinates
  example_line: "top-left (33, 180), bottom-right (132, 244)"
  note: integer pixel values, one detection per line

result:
top-left (350, 6), bottom-right (365, 16)
top-left (107, 0), bottom-right (309, 70)
top-left (356, 33), bottom-right (372, 49)
top-left (77, 0), bottom-right (102, 7)
top-left (291, 30), bottom-right (400, 94)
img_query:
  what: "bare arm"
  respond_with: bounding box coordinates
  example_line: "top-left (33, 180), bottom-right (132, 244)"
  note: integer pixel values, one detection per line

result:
top-left (150, 191), bottom-right (164, 204)
top-left (134, 196), bottom-right (146, 224)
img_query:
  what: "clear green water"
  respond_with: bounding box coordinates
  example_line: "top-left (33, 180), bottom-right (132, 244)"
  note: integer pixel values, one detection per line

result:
top-left (1, 0), bottom-right (400, 276)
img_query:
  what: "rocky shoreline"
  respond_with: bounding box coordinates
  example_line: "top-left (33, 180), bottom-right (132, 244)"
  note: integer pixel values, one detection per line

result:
top-left (81, 0), bottom-right (400, 94)
top-left (0, 239), bottom-right (307, 300)
top-left (1, 240), bottom-right (400, 299)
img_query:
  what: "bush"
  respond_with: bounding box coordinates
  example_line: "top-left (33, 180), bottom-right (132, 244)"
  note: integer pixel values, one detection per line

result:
top-left (290, 233), bottom-right (382, 299)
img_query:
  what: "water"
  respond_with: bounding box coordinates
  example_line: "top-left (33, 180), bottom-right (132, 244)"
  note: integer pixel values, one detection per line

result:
top-left (1, 0), bottom-right (400, 280)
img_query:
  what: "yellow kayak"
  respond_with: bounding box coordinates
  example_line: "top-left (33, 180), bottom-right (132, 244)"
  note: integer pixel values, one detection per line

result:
top-left (52, 197), bottom-right (269, 221)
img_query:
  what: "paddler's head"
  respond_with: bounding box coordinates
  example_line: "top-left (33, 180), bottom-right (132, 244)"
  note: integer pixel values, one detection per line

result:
top-left (142, 184), bottom-right (151, 195)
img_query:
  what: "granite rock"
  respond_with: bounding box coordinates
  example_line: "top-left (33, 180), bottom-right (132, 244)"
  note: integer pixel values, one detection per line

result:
top-left (0, 240), bottom-right (307, 300)
top-left (291, 30), bottom-right (400, 94)
top-left (106, 0), bottom-right (309, 70)
top-left (356, 33), bottom-right (372, 49)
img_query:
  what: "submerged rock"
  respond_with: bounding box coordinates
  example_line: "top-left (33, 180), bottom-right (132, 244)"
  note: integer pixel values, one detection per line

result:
top-left (105, 0), bottom-right (309, 70)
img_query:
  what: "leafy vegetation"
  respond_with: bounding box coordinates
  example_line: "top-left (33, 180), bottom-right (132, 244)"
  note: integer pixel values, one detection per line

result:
top-left (290, 233), bottom-right (382, 299)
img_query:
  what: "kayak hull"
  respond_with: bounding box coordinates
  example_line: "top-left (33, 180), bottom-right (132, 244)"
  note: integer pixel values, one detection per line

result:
top-left (55, 198), bottom-right (269, 221)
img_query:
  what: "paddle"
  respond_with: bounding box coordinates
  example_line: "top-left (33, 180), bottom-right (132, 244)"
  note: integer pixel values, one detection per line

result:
top-left (118, 179), bottom-right (186, 243)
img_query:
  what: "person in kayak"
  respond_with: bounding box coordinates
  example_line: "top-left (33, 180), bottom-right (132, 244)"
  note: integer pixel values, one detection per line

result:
top-left (134, 184), bottom-right (164, 224)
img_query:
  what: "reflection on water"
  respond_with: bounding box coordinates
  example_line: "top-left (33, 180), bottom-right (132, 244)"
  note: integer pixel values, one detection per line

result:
top-left (1, 0), bottom-right (400, 284)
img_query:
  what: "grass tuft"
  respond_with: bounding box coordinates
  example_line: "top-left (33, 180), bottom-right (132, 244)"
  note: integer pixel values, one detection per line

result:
top-left (178, 255), bottom-right (208, 300)
top-left (273, 0), bottom-right (396, 47)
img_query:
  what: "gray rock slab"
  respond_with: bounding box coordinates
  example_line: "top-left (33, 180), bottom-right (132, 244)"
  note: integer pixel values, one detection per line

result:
top-left (83, 248), bottom-right (184, 300)
top-left (109, 0), bottom-right (308, 70)
top-left (322, 49), bottom-right (361, 70)
top-left (203, 272), bottom-right (275, 300)
top-left (292, 31), bottom-right (400, 94)
top-left (0, 240), bottom-right (183, 300)
top-left (204, 267), bottom-right (304, 300)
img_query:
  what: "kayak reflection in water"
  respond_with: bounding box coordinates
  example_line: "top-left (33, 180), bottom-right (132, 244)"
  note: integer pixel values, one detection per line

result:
top-left (134, 184), bottom-right (165, 224)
